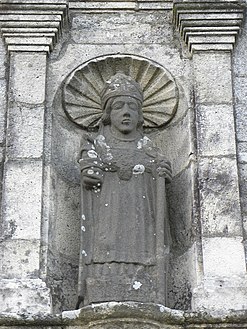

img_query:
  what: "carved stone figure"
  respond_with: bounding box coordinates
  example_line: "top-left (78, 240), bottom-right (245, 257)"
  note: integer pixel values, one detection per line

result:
top-left (77, 73), bottom-right (172, 307)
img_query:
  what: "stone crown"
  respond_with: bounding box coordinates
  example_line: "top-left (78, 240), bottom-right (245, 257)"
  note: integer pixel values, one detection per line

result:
top-left (101, 73), bottom-right (143, 109)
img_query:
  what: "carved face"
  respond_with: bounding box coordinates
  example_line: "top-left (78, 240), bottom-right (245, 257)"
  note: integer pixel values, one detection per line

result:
top-left (110, 96), bottom-right (140, 135)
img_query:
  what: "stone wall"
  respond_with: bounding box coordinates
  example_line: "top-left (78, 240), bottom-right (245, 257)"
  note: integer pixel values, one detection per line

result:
top-left (0, 0), bottom-right (247, 324)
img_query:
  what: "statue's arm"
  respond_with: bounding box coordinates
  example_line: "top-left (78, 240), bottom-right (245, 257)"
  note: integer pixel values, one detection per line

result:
top-left (156, 157), bottom-right (172, 183)
top-left (79, 135), bottom-right (104, 189)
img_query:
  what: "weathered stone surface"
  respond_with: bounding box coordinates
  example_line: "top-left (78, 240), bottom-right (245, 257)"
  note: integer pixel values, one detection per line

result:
top-left (155, 108), bottom-right (194, 177)
top-left (50, 172), bottom-right (80, 257)
top-left (167, 165), bottom-right (196, 252)
top-left (0, 239), bottom-right (40, 279)
top-left (0, 0), bottom-right (246, 318)
top-left (2, 160), bottom-right (42, 240)
top-left (0, 279), bottom-right (51, 314)
top-left (0, 1), bottom-right (68, 53)
top-left (233, 16), bottom-right (247, 77)
top-left (173, 0), bottom-right (245, 54)
top-left (75, 71), bottom-right (171, 305)
top-left (168, 243), bottom-right (199, 310)
top-left (198, 157), bottom-right (242, 237)
top-left (235, 104), bottom-right (247, 142)
top-left (9, 52), bottom-right (46, 104)
top-left (6, 105), bottom-right (44, 159)
top-left (234, 76), bottom-right (247, 104)
top-left (196, 104), bottom-right (236, 156)
top-left (69, 1), bottom-right (173, 11)
top-left (0, 37), bottom-right (6, 78)
top-left (193, 274), bottom-right (247, 312)
top-left (71, 12), bottom-right (173, 45)
top-left (237, 142), bottom-right (247, 163)
top-left (238, 163), bottom-right (247, 236)
top-left (0, 78), bottom-right (6, 144)
top-left (193, 52), bottom-right (232, 104)
top-left (48, 44), bottom-right (186, 100)
top-left (202, 237), bottom-right (246, 277)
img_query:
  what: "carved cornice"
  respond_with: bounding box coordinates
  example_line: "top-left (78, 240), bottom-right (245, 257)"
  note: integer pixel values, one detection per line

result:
top-left (0, 0), bottom-right (68, 53)
top-left (173, 0), bottom-right (246, 53)
top-left (69, 0), bottom-right (173, 11)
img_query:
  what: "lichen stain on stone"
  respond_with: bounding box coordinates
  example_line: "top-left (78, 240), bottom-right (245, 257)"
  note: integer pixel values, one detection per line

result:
top-left (159, 305), bottom-right (166, 312)
top-left (133, 164), bottom-right (145, 175)
top-left (132, 281), bottom-right (142, 290)
top-left (87, 150), bottom-right (98, 158)
top-left (25, 250), bottom-right (31, 256)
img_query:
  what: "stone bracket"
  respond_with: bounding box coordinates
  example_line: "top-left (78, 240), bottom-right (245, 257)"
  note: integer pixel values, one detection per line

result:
top-left (0, 0), bottom-right (69, 53)
top-left (173, 0), bottom-right (246, 53)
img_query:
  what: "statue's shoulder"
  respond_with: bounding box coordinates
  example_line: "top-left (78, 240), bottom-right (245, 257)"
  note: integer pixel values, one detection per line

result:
top-left (137, 135), bottom-right (159, 157)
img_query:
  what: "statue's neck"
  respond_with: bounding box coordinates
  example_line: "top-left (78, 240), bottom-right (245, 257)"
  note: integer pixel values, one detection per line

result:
top-left (109, 126), bottom-right (141, 141)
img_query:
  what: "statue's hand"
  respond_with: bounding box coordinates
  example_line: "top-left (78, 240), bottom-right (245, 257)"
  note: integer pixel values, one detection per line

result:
top-left (157, 159), bottom-right (172, 183)
top-left (81, 167), bottom-right (104, 189)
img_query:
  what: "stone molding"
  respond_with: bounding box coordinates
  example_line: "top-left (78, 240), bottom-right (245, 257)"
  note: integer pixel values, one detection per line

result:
top-left (69, 0), bottom-right (173, 11)
top-left (0, 0), bottom-right (68, 53)
top-left (173, 0), bottom-right (246, 53)
top-left (2, 302), bottom-right (247, 328)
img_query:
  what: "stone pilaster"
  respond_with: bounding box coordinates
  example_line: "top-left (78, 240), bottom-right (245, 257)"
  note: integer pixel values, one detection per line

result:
top-left (0, 0), bottom-right (68, 314)
top-left (173, 0), bottom-right (247, 312)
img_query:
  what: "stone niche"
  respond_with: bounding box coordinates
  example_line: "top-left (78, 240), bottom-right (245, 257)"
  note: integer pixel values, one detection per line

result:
top-left (48, 28), bottom-right (193, 313)
top-left (1, 0), bottom-right (247, 328)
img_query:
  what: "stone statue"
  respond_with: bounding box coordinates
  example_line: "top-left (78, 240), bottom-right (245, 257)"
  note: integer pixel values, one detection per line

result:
top-left (77, 73), bottom-right (172, 307)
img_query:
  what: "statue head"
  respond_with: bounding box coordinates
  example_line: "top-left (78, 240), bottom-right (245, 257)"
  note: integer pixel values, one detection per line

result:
top-left (100, 73), bottom-right (144, 131)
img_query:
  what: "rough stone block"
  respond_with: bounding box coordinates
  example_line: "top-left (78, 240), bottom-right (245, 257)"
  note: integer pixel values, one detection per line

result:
top-left (10, 52), bottom-right (46, 104)
top-left (234, 76), bottom-right (247, 104)
top-left (233, 19), bottom-right (247, 77)
top-left (0, 78), bottom-right (6, 144)
top-left (0, 278), bottom-right (51, 314)
top-left (2, 160), bottom-right (42, 240)
top-left (235, 104), bottom-right (247, 142)
top-left (6, 104), bottom-right (44, 159)
top-left (237, 142), bottom-right (247, 163)
top-left (50, 170), bottom-right (80, 258)
top-left (167, 165), bottom-right (196, 252)
top-left (193, 274), bottom-right (247, 312)
top-left (0, 38), bottom-right (6, 79)
top-left (198, 157), bottom-right (242, 237)
top-left (202, 237), bottom-right (246, 277)
top-left (0, 239), bottom-right (40, 279)
top-left (71, 12), bottom-right (172, 45)
top-left (168, 243), bottom-right (199, 310)
top-left (155, 108), bottom-right (194, 176)
top-left (196, 104), bottom-right (236, 156)
top-left (193, 52), bottom-right (232, 104)
top-left (238, 163), bottom-right (247, 222)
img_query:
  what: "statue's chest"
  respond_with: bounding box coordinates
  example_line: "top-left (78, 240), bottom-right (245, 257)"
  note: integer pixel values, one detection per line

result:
top-left (99, 145), bottom-right (155, 180)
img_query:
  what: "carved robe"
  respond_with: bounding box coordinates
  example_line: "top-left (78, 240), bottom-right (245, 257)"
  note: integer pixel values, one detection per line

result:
top-left (79, 125), bottom-right (168, 303)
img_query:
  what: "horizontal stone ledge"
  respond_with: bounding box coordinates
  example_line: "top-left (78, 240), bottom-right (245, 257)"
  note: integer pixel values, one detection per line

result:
top-left (69, 1), bottom-right (173, 10)
top-left (7, 44), bottom-right (50, 52)
top-left (2, 302), bottom-right (247, 327)
top-left (0, 2), bottom-right (68, 53)
top-left (173, 0), bottom-right (245, 53)
top-left (191, 43), bottom-right (233, 52)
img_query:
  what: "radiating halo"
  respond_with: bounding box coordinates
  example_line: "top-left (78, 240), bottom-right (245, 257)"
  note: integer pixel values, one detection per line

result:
top-left (63, 54), bottom-right (178, 130)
